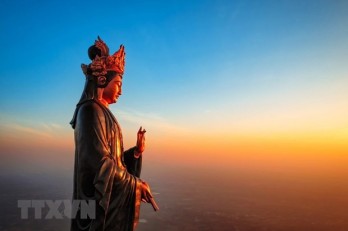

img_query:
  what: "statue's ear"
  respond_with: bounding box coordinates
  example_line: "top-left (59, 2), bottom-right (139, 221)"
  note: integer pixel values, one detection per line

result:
top-left (97, 76), bottom-right (106, 86)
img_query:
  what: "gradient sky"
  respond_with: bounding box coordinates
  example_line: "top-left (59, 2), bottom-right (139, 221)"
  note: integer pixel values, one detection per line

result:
top-left (0, 0), bottom-right (347, 175)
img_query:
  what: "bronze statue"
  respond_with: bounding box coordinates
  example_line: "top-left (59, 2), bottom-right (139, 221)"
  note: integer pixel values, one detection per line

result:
top-left (70, 37), bottom-right (158, 231)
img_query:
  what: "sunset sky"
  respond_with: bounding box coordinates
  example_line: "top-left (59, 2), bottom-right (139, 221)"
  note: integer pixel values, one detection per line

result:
top-left (0, 0), bottom-right (347, 176)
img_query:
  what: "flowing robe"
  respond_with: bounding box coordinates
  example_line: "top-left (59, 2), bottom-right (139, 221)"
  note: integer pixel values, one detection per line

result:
top-left (70, 99), bottom-right (142, 231)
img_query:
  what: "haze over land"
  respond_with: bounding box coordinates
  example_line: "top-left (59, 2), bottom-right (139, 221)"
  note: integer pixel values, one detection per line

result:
top-left (1, 149), bottom-right (348, 231)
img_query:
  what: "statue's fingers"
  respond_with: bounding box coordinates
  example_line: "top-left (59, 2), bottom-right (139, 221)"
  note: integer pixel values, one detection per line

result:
top-left (138, 126), bottom-right (142, 133)
top-left (142, 191), bottom-right (149, 202)
top-left (147, 191), bottom-right (153, 200)
top-left (146, 193), bottom-right (151, 202)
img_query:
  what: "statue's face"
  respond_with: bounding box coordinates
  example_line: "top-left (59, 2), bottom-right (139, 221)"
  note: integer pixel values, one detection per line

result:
top-left (103, 75), bottom-right (122, 104)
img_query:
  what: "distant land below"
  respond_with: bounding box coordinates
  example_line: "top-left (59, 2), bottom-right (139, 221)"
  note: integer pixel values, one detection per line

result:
top-left (1, 159), bottom-right (348, 231)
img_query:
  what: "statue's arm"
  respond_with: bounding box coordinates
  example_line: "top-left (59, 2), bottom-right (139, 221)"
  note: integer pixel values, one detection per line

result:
top-left (124, 126), bottom-right (146, 177)
top-left (124, 147), bottom-right (142, 177)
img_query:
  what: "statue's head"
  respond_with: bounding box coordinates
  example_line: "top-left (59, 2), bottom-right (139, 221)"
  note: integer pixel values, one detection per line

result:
top-left (84, 36), bottom-right (125, 104)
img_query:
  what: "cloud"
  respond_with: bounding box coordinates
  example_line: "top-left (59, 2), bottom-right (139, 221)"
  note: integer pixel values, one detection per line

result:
top-left (41, 123), bottom-right (63, 131)
top-left (1, 123), bottom-right (53, 138)
top-left (114, 109), bottom-right (187, 133)
top-left (0, 114), bottom-right (68, 140)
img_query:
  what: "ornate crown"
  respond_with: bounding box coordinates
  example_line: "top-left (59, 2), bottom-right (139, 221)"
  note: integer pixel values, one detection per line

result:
top-left (88, 36), bottom-right (126, 76)
top-left (94, 36), bottom-right (109, 57)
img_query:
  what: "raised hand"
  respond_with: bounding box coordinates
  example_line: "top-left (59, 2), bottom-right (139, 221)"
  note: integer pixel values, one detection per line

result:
top-left (136, 126), bottom-right (146, 153)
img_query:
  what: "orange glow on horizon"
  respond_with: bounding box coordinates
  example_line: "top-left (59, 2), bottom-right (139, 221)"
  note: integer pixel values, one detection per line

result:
top-left (1, 120), bottom-right (347, 177)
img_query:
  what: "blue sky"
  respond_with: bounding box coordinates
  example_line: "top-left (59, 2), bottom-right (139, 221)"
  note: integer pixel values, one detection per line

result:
top-left (0, 0), bottom-right (347, 160)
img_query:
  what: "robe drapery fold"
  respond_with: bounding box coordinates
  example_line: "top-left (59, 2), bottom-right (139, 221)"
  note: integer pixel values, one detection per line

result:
top-left (70, 99), bottom-right (142, 231)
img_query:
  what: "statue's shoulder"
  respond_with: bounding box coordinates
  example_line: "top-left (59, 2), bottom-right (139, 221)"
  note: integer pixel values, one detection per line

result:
top-left (78, 100), bottom-right (105, 117)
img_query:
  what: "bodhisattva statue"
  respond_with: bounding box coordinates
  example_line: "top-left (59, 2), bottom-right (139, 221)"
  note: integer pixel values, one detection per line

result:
top-left (70, 37), bottom-right (158, 231)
